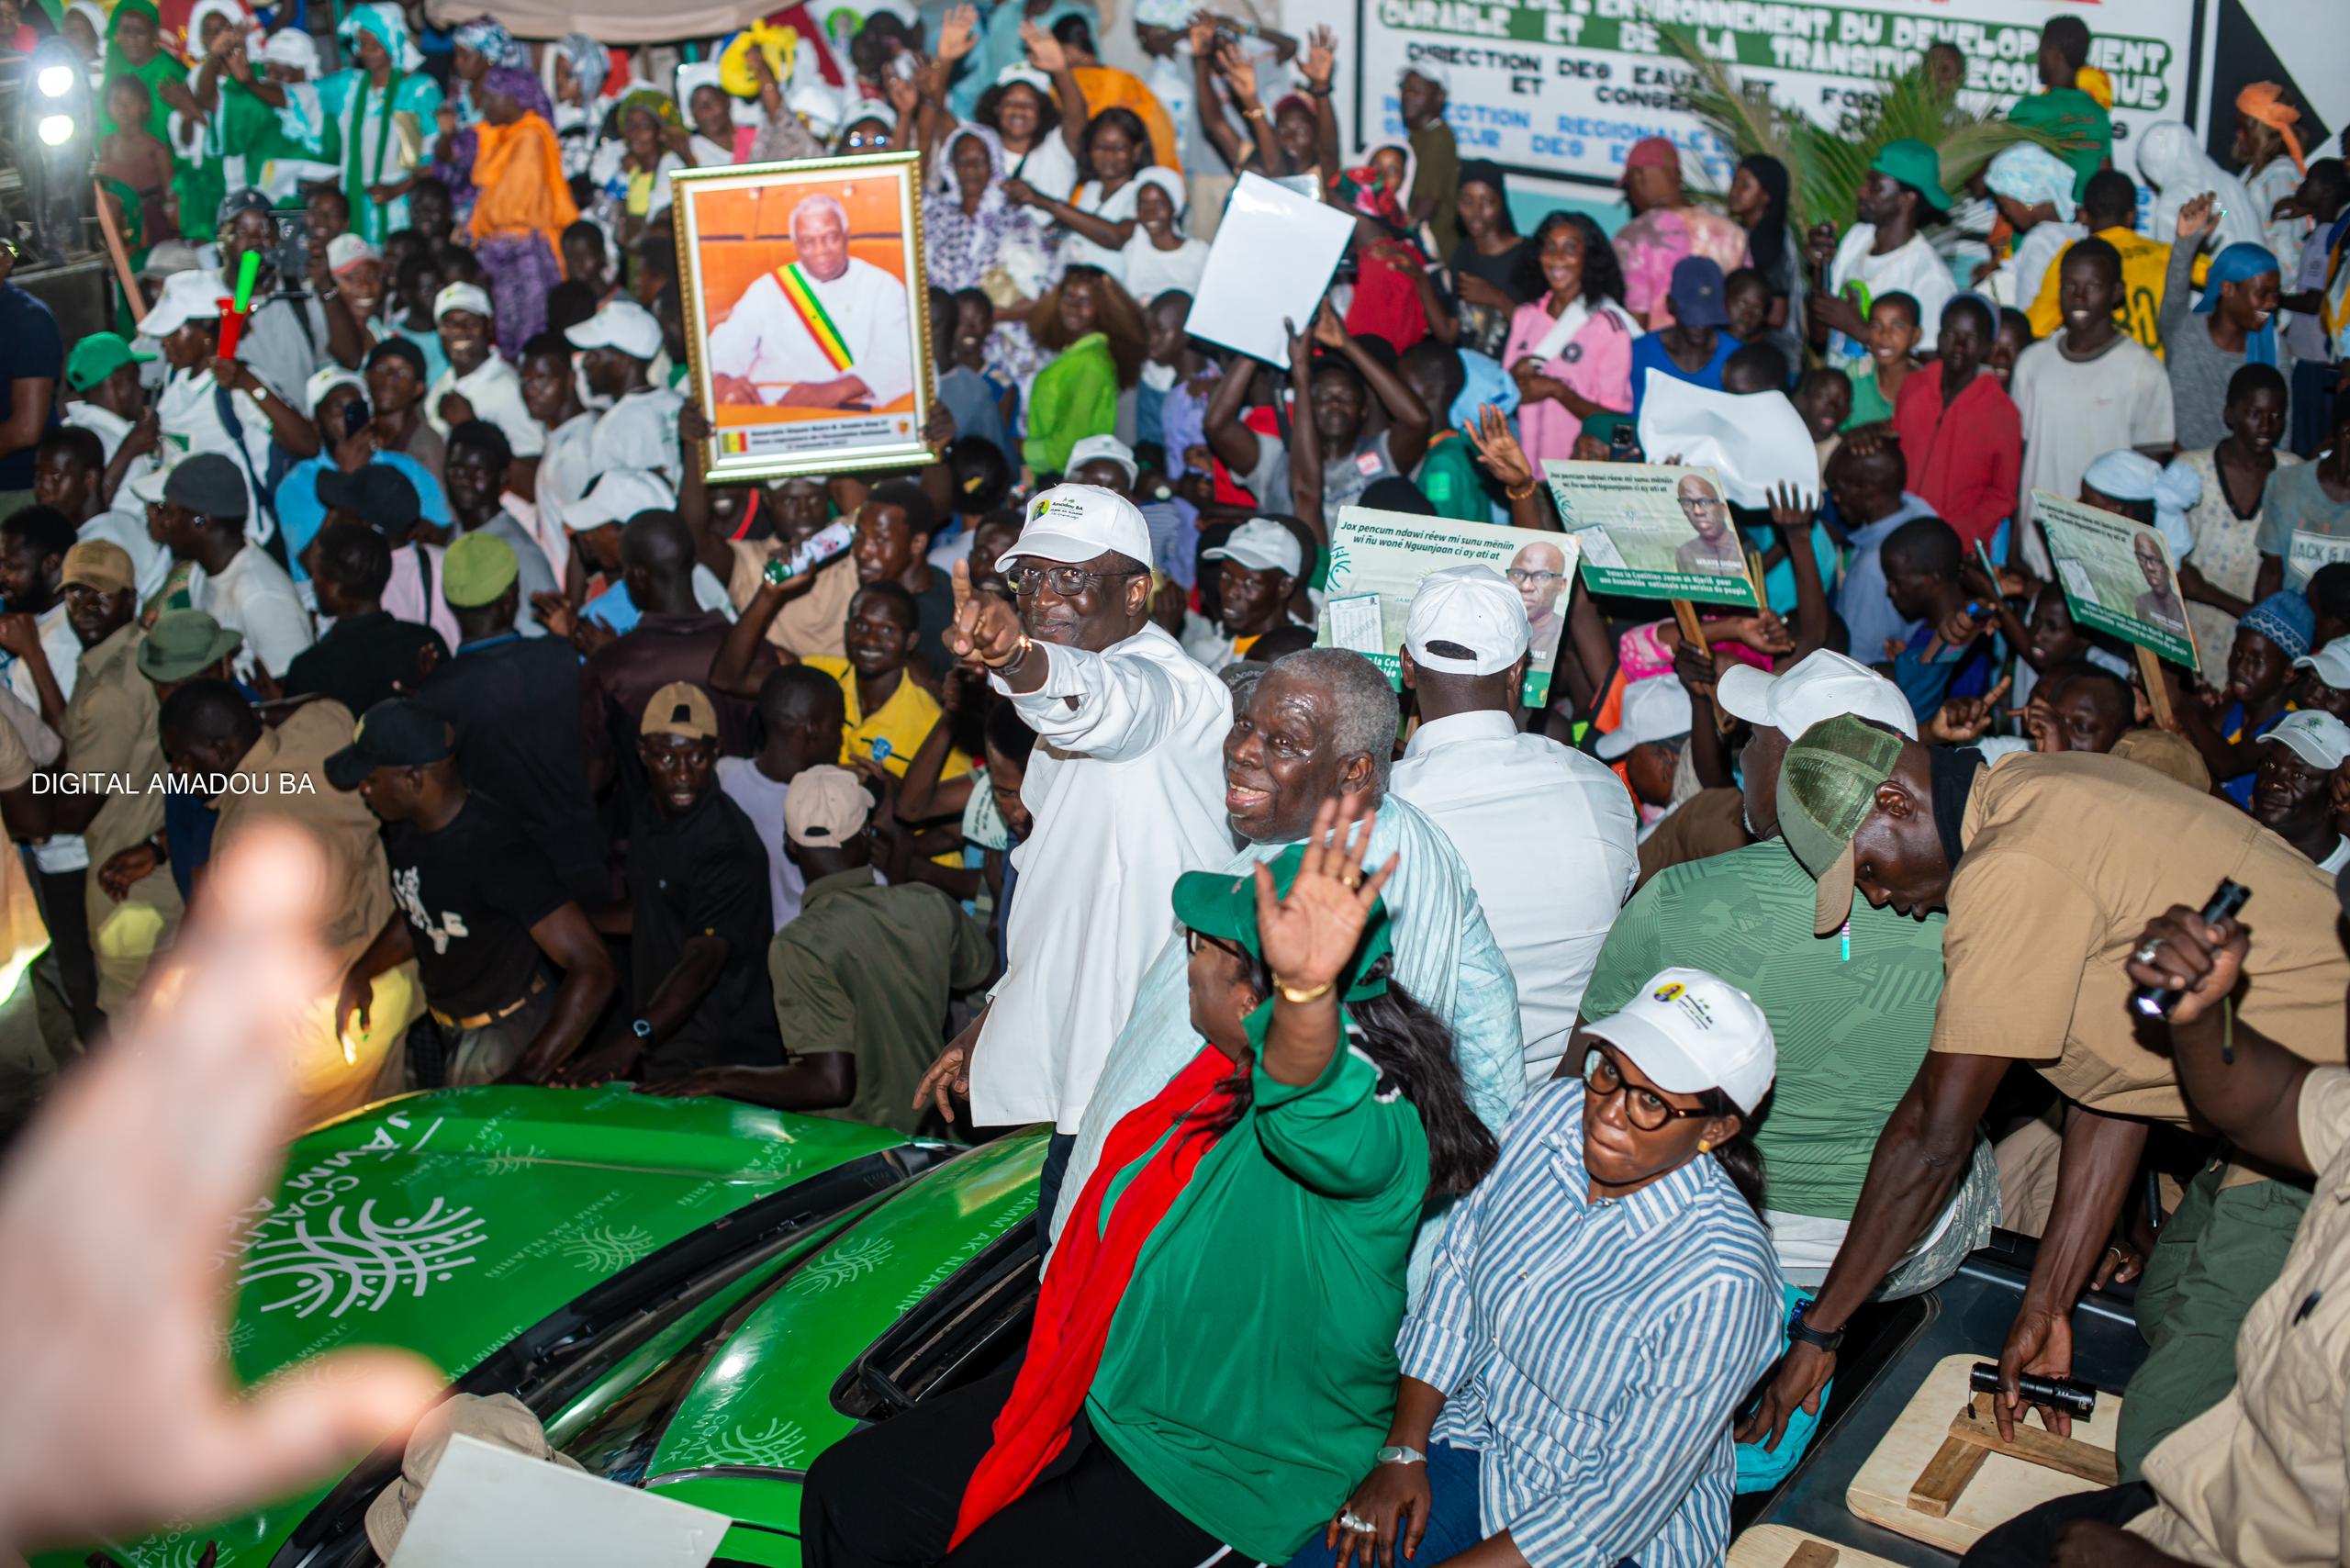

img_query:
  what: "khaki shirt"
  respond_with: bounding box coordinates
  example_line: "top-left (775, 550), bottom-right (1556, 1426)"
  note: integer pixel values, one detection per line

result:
top-left (0, 710), bottom-right (47, 973)
top-left (2131, 1066), bottom-right (2350, 1564)
top-left (211, 700), bottom-right (390, 972)
top-left (727, 539), bottom-right (853, 660)
top-left (1932, 752), bottom-right (2348, 1122)
top-left (66, 623), bottom-right (183, 1012)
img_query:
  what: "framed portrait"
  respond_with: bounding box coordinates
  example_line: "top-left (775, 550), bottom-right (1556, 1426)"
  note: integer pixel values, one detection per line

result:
top-left (671, 151), bottom-right (937, 482)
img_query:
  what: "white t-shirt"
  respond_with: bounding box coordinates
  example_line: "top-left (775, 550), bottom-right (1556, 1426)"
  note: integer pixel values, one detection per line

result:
top-left (1825, 223), bottom-right (1957, 363)
top-left (77, 508), bottom-right (171, 606)
top-left (154, 366), bottom-right (279, 542)
top-left (591, 387), bottom-right (684, 484)
top-left (715, 755), bottom-right (805, 932)
top-left (189, 540), bottom-right (316, 681)
top-left (8, 602), bottom-right (85, 872)
top-left (1005, 133), bottom-right (1079, 206)
top-left (1059, 177), bottom-right (1142, 283)
top-left (1119, 234), bottom-right (1210, 304)
top-left (424, 356), bottom-right (548, 457)
top-left (2010, 330), bottom-right (2176, 576)
top-left (532, 411), bottom-right (596, 582)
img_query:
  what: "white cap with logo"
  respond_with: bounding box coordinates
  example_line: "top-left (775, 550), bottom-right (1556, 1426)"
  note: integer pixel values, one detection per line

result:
top-left (1595, 675), bottom-right (1694, 760)
top-left (1583, 966), bottom-right (1776, 1115)
top-left (995, 484), bottom-right (1153, 572)
top-left (1404, 565), bottom-right (1528, 677)
top-left (2294, 637), bottom-right (2350, 692)
top-left (565, 467), bottom-right (677, 532)
top-left (2264, 710), bottom-right (2350, 772)
top-left (1066, 433), bottom-right (1137, 486)
top-left (432, 281), bottom-right (495, 321)
top-left (1715, 647), bottom-right (1918, 741)
top-left (1203, 518), bottom-right (1304, 578)
top-left (565, 299), bottom-right (664, 360)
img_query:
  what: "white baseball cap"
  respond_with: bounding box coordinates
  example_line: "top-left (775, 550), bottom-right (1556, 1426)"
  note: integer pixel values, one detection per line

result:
top-left (327, 233), bottom-right (381, 274)
top-left (995, 484), bottom-right (1153, 572)
top-left (565, 299), bottom-right (663, 361)
top-left (1404, 565), bottom-right (1528, 677)
top-left (126, 462), bottom-right (174, 505)
top-left (1399, 60), bottom-right (1449, 92)
top-left (565, 468), bottom-right (677, 532)
top-left (1203, 518), bottom-right (1304, 578)
top-left (2263, 710), bottom-right (2350, 771)
top-left (137, 268), bottom-right (226, 337)
top-left (1066, 433), bottom-right (1137, 486)
top-left (306, 365), bottom-right (364, 413)
top-left (432, 282), bottom-right (494, 322)
top-left (2294, 637), bottom-right (2350, 691)
top-left (1715, 648), bottom-right (1918, 742)
top-left (1583, 966), bottom-right (1776, 1115)
top-left (1595, 675), bottom-right (1693, 760)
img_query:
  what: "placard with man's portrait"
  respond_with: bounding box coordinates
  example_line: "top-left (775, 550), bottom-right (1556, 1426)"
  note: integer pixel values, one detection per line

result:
top-left (1539, 460), bottom-right (1761, 609)
top-left (671, 151), bottom-right (937, 481)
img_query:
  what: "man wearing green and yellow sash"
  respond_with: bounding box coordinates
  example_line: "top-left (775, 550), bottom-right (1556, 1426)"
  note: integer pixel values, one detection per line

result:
top-left (707, 193), bottom-right (913, 412)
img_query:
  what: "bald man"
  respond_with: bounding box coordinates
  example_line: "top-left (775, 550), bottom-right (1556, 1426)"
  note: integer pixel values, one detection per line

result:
top-left (2132, 530), bottom-right (2188, 635)
top-left (1673, 474), bottom-right (1743, 575)
top-left (1507, 538), bottom-right (1569, 662)
top-left (707, 194), bottom-right (913, 412)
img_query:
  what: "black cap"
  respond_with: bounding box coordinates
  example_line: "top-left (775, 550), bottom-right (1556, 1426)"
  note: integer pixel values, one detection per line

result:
top-left (324, 699), bottom-right (454, 790)
top-left (162, 454), bottom-right (250, 521)
top-left (318, 464), bottom-right (422, 536)
top-left (217, 186), bottom-right (274, 229)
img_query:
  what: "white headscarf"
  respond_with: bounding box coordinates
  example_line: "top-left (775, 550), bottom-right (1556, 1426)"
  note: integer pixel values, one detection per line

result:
top-left (2084, 448), bottom-right (2203, 559)
top-left (2136, 122), bottom-right (2265, 252)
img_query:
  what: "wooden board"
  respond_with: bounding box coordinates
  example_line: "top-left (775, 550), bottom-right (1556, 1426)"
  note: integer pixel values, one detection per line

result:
top-left (1846, 1354), bottom-right (2124, 1555)
top-left (1728, 1523), bottom-right (1908, 1568)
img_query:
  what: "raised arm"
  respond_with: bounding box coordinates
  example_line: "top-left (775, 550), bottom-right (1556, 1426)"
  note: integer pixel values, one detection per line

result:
top-left (1771, 482), bottom-right (1832, 659)
top-left (1203, 346), bottom-right (1268, 478)
top-left (1188, 14), bottom-right (1247, 173)
top-left (1024, 22), bottom-right (1091, 157)
top-left (1304, 27), bottom-right (1340, 181)
top-left (707, 570), bottom-right (815, 699)
top-left (1215, 39), bottom-right (1281, 175)
top-left (1314, 304), bottom-right (1430, 470)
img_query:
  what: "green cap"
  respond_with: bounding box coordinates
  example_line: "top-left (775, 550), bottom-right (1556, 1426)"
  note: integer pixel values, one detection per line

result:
top-left (136, 610), bottom-right (242, 684)
top-left (1870, 138), bottom-right (1953, 212)
top-left (1777, 713), bottom-right (1908, 935)
top-left (65, 333), bottom-right (156, 392)
top-left (1171, 842), bottom-right (1393, 1011)
top-left (442, 532), bottom-right (520, 609)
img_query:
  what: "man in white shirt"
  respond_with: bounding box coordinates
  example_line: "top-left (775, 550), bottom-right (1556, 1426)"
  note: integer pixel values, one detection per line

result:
top-left (567, 299), bottom-right (684, 484)
top-left (918, 484), bottom-right (1232, 1220)
top-left (31, 430), bottom-right (170, 607)
top-left (1179, 516), bottom-right (1309, 671)
top-left (707, 194), bottom-right (914, 411)
top-left (424, 284), bottom-right (546, 463)
top-left (146, 455), bottom-right (315, 682)
top-left (1807, 140), bottom-right (1957, 366)
top-left (140, 270), bottom-right (312, 543)
top-left (1391, 566), bottom-right (1638, 1085)
top-left (59, 334), bottom-right (158, 475)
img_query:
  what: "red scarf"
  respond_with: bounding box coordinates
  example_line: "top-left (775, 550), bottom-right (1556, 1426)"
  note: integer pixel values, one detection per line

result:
top-left (948, 1046), bottom-right (1237, 1548)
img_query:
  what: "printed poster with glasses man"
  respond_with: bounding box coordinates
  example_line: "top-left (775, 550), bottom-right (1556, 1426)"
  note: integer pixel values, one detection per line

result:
top-left (1539, 460), bottom-right (1762, 609)
top-left (1314, 505), bottom-right (1580, 706)
top-left (2035, 490), bottom-right (2199, 670)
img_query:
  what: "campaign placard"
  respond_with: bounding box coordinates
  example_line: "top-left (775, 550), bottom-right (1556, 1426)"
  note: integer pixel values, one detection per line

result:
top-left (1540, 461), bottom-right (1760, 609)
top-left (2035, 489), bottom-right (2199, 668)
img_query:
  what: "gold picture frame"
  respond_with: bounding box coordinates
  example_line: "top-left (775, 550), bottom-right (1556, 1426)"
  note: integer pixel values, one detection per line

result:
top-left (670, 150), bottom-right (937, 483)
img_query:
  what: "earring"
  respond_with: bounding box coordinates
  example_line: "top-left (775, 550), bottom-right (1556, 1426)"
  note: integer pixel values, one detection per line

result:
top-left (1696, 1138), bottom-right (1712, 1154)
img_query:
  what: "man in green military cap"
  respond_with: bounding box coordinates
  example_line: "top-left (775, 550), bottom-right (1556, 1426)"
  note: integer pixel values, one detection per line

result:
top-left (132, 609), bottom-right (242, 700)
top-left (1805, 138), bottom-right (1957, 368)
top-left (1774, 714), bottom-right (2349, 1477)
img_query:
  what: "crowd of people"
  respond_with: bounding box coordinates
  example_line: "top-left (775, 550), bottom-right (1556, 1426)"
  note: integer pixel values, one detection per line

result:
top-left (2, 1), bottom-right (2350, 1565)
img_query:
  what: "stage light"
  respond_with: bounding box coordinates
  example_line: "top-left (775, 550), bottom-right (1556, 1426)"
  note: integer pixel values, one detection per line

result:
top-left (36, 64), bottom-right (73, 97)
top-left (37, 114), bottom-right (73, 146)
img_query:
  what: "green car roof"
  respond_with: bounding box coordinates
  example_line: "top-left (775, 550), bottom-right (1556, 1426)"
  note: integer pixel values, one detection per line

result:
top-left (46, 1086), bottom-right (909, 1568)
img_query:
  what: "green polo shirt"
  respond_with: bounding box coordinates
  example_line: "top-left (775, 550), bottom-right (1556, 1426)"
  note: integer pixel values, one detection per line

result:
top-left (1413, 431), bottom-right (1490, 522)
top-left (767, 869), bottom-right (995, 1137)
top-left (1087, 1040), bottom-right (1427, 1561)
top-left (1581, 838), bottom-right (1946, 1222)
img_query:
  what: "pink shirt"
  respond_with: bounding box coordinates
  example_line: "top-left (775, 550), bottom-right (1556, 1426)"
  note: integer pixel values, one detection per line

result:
top-left (1610, 206), bottom-right (1752, 324)
top-left (1505, 298), bottom-right (1635, 465)
top-left (383, 540), bottom-right (462, 651)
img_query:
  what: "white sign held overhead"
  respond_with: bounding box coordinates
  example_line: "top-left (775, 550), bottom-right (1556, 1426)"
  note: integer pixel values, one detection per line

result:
top-left (1355, 0), bottom-right (2199, 191)
top-left (1184, 173), bottom-right (1358, 369)
top-left (386, 1435), bottom-right (731, 1568)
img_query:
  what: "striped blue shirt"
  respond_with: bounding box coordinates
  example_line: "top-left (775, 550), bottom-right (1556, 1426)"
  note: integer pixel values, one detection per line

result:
top-left (1399, 1080), bottom-right (1780, 1568)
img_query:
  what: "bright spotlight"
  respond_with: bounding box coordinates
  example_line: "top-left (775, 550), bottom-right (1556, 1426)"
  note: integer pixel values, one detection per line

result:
top-left (36, 64), bottom-right (74, 98)
top-left (36, 114), bottom-right (74, 147)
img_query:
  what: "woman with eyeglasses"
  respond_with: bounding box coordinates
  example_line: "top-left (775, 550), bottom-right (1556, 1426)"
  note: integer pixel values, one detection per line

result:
top-left (1296, 967), bottom-right (1779, 1568)
top-left (802, 796), bottom-right (1498, 1568)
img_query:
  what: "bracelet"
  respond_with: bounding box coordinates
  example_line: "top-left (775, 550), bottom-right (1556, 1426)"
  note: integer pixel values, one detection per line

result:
top-left (1307, 84), bottom-right (1331, 97)
top-left (989, 633), bottom-right (1034, 676)
top-left (1275, 975), bottom-right (1334, 1003)
top-left (1505, 480), bottom-right (1539, 501)
top-left (1242, 106), bottom-right (1265, 121)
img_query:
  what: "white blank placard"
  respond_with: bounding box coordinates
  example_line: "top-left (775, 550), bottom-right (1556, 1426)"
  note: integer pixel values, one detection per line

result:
top-left (1184, 173), bottom-right (1356, 369)
top-left (386, 1434), bottom-right (731, 1568)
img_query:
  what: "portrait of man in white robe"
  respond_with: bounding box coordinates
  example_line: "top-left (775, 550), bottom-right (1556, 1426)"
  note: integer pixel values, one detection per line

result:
top-left (706, 191), bottom-right (914, 412)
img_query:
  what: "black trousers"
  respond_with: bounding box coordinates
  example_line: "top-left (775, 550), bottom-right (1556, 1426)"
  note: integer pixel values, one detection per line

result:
top-left (1035, 1130), bottom-right (1078, 1232)
top-left (800, 1364), bottom-right (1242, 1568)
top-left (1958, 1481), bottom-right (2158, 1567)
top-left (34, 865), bottom-right (100, 1043)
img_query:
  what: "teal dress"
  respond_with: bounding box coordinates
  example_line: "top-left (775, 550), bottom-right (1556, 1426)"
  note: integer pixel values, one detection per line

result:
top-left (318, 65), bottom-right (443, 243)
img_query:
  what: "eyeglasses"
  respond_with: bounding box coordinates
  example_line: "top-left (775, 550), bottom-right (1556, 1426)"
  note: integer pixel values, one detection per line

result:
top-left (1008, 564), bottom-right (1143, 599)
top-left (1505, 568), bottom-right (1562, 588)
top-left (1583, 1047), bottom-right (1713, 1133)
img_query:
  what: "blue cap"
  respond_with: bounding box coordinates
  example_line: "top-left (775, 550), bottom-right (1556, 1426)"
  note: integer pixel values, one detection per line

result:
top-left (1668, 255), bottom-right (1730, 330)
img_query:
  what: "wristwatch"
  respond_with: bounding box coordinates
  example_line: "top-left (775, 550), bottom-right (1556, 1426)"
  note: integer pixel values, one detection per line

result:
top-left (1375, 1445), bottom-right (1426, 1467)
top-left (1785, 1297), bottom-right (1845, 1353)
